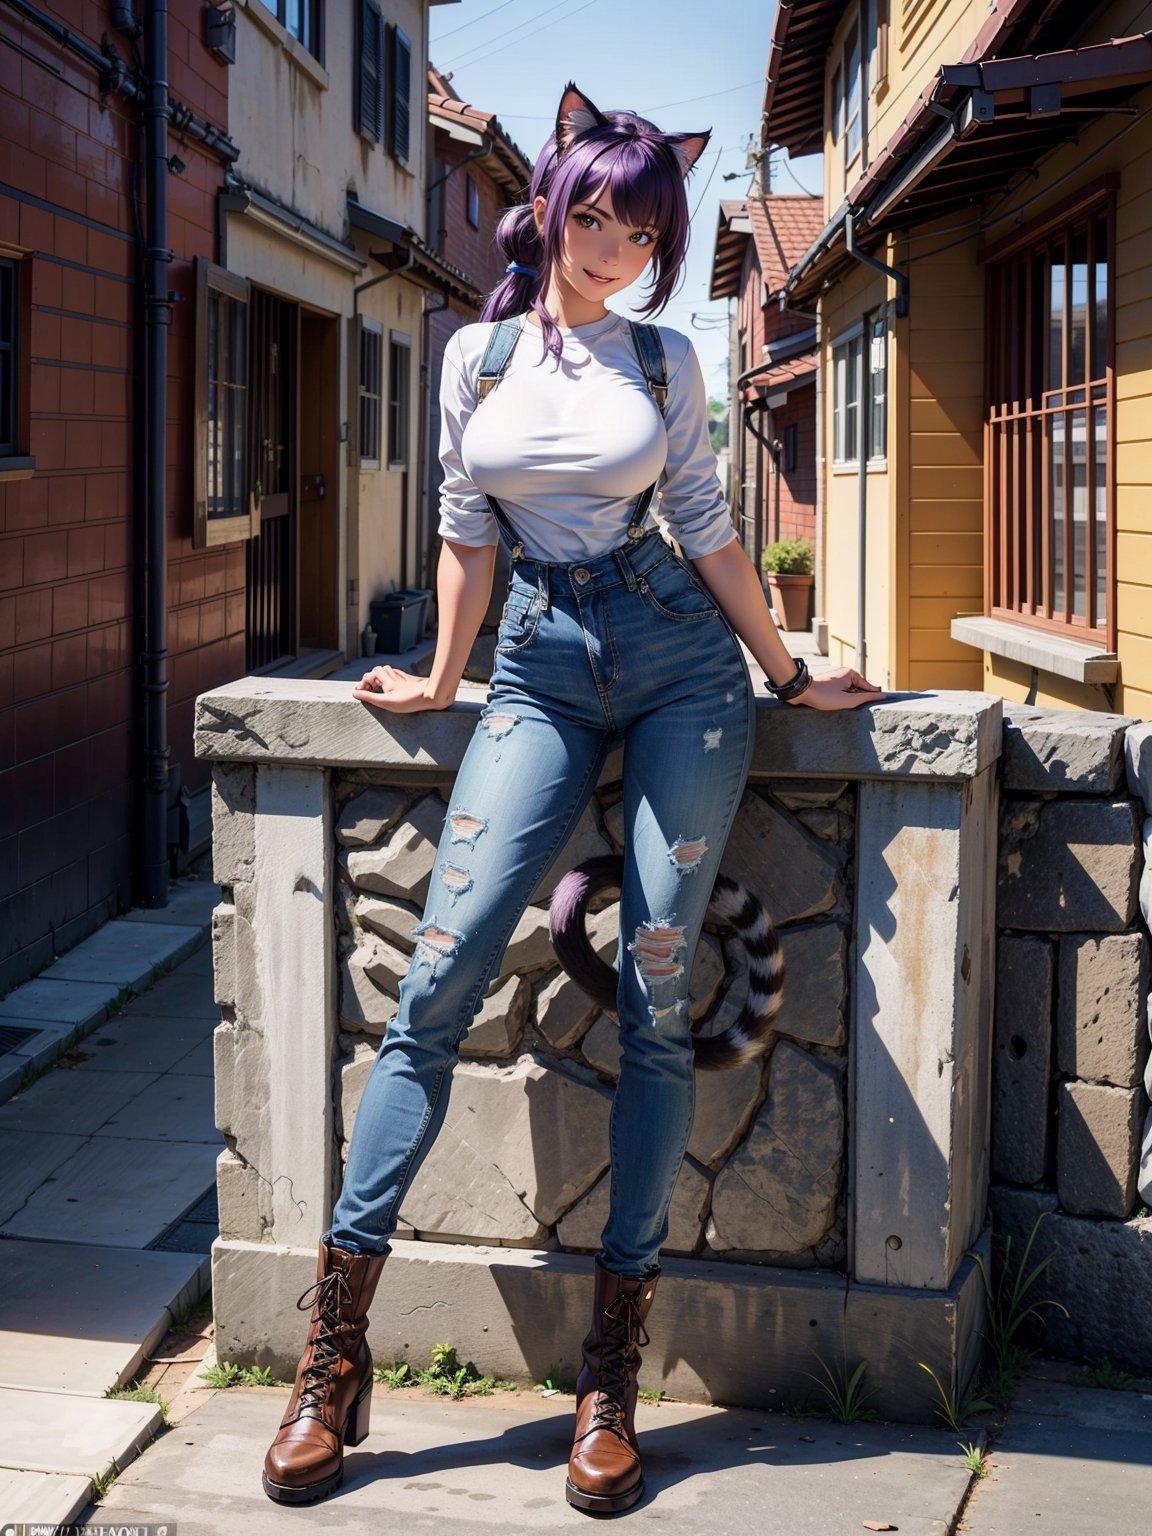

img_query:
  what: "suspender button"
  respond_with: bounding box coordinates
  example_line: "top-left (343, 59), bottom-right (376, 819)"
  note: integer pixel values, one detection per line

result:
top-left (573, 568), bottom-right (591, 585)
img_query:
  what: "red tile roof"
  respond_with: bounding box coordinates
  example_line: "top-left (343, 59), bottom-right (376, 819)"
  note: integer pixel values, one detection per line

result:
top-left (427, 65), bottom-right (532, 194)
top-left (747, 196), bottom-right (825, 290)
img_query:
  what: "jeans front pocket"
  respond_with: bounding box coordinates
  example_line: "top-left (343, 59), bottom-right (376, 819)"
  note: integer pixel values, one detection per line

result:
top-left (635, 554), bottom-right (720, 624)
top-left (495, 586), bottom-right (542, 652)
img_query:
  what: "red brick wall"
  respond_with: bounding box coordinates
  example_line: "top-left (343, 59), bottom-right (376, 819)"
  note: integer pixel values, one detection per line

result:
top-left (768, 385), bottom-right (817, 547)
top-left (0, 1), bottom-right (234, 989)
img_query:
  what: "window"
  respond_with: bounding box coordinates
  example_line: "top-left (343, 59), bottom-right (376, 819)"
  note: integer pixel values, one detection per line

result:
top-left (868, 314), bottom-right (887, 460)
top-left (832, 315), bottom-right (887, 466)
top-left (783, 423), bottom-right (799, 475)
top-left (872, 0), bottom-right (890, 90)
top-left (466, 174), bottom-right (480, 229)
top-left (832, 332), bottom-right (861, 464)
top-left (389, 24), bottom-right (412, 164)
top-left (843, 20), bottom-right (862, 165)
top-left (357, 0), bottom-right (383, 142)
top-left (359, 319), bottom-right (383, 468)
top-left (0, 255), bottom-right (21, 459)
top-left (194, 260), bottom-right (254, 547)
top-left (387, 332), bottom-right (410, 466)
top-left (985, 190), bottom-right (1114, 640)
top-left (261, 0), bottom-right (323, 59)
top-left (830, 5), bottom-right (874, 173)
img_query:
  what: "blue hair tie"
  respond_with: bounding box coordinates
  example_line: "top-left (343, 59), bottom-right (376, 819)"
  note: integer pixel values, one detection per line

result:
top-left (506, 261), bottom-right (537, 277)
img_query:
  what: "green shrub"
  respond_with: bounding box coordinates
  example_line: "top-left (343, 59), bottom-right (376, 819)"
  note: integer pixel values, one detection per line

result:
top-left (761, 539), bottom-right (814, 575)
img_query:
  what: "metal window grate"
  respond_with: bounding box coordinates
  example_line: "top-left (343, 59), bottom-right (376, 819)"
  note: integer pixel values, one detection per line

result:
top-left (0, 1024), bottom-right (42, 1057)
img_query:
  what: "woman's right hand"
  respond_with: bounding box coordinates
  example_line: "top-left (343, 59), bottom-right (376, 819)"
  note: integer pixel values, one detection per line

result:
top-left (352, 666), bottom-right (444, 713)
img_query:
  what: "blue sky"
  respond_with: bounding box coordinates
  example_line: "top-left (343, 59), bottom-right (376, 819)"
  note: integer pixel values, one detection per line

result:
top-left (430, 0), bottom-right (822, 397)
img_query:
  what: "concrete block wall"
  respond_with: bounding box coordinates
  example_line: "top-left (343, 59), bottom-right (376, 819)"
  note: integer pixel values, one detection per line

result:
top-left (989, 707), bottom-right (1152, 1373)
top-left (197, 680), bottom-right (1003, 1420)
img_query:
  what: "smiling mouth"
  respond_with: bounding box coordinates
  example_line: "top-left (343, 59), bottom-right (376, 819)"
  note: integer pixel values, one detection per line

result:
top-left (584, 269), bottom-right (615, 284)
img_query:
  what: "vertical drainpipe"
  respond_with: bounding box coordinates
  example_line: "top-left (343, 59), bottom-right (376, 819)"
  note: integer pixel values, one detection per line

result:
top-left (139, 0), bottom-right (172, 906)
top-left (812, 296), bottom-right (827, 654)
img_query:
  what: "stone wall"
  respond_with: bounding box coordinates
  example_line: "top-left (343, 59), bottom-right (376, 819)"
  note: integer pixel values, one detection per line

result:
top-left (333, 775), bottom-right (853, 1266)
top-left (990, 707), bottom-right (1152, 1373)
top-left (198, 680), bottom-right (1005, 1420)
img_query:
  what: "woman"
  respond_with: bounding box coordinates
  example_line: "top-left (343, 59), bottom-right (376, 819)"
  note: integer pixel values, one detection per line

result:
top-left (262, 82), bottom-right (883, 1514)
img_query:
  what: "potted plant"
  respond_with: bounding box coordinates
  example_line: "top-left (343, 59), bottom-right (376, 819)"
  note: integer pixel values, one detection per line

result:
top-left (760, 539), bottom-right (814, 632)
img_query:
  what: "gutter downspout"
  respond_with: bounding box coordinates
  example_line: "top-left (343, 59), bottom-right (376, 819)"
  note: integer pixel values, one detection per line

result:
top-left (418, 288), bottom-right (450, 597)
top-left (139, 0), bottom-right (172, 907)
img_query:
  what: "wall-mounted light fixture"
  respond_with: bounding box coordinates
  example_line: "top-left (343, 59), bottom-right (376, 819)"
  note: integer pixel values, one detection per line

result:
top-left (205, 4), bottom-right (237, 66)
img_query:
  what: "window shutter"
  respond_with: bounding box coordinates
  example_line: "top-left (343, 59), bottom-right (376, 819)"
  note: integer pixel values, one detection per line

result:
top-left (358, 1), bottom-right (383, 143)
top-left (390, 24), bottom-right (411, 162)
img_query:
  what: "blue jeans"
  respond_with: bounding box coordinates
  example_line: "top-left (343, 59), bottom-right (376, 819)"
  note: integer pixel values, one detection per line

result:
top-left (326, 532), bottom-right (755, 1277)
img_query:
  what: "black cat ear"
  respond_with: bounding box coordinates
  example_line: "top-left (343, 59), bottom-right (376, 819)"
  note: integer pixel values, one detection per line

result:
top-left (556, 81), bottom-right (609, 159)
top-left (667, 131), bottom-right (711, 177)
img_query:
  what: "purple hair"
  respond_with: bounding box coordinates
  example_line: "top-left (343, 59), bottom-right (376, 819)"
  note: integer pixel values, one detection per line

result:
top-left (481, 103), bottom-right (704, 359)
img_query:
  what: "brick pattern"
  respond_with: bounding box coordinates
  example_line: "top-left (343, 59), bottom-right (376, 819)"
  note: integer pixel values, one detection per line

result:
top-left (0, 1), bottom-right (238, 988)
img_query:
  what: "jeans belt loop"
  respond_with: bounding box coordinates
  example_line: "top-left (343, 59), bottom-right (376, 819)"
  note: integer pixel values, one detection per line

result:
top-left (536, 562), bottom-right (550, 611)
top-left (613, 543), bottom-right (638, 592)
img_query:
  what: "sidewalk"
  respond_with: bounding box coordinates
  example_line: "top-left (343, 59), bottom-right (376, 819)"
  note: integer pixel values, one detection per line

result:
top-left (0, 877), bottom-right (222, 1524)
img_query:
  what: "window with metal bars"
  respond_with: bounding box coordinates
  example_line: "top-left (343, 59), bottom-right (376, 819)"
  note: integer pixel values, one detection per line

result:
top-left (388, 331), bottom-right (410, 467)
top-left (357, 0), bottom-right (383, 143)
top-left (0, 256), bottom-right (18, 458)
top-left (359, 320), bottom-right (382, 468)
top-left (985, 192), bottom-right (1114, 642)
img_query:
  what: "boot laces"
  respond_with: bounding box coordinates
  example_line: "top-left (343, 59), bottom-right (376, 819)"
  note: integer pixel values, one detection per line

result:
top-left (294, 1269), bottom-right (355, 1413)
top-left (588, 1289), bottom-right (650, 1437)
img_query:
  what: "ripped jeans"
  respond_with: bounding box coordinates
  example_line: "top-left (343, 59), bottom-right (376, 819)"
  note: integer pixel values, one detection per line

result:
top-left (326, 531), bottom-right (755, 1277)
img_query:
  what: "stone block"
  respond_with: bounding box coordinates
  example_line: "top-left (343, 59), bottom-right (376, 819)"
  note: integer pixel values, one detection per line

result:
top-left (775, 924), bottom-right (847, 1049)
top-left (580, 1013), bottom-right (621, 1077)
top-left (998, 796), bottom-right (1141, 933)
top-left (1141, 816), bottom-right (1152, 933)
top-left (686, 1058), bottom-right (764, 1167)
top-left (1001, 703), bottom-right (1135, 793)
top-left (557, 1158), bottom-right (711, 1256)
top-left (337, 1039), bottom-right (379, 1143)
top-left (336, 787), bottom-right (407, 848)
top-left (588, 901), bottom-right (621, 964)
top-left (211, 901), bottom-right (236, 1009)
top-left (719, 791), bottom-right (841, 926)
top-left (345, 793), bottom-right (446, 905)
top-left (1057, 933), bottom-right (1151, 1087)
top-left (461, 974), bottom-right (530, 1058)
top-left (211, 762), bottom-right (255, 885)
top-left (794, 808), bottom-right (840, 842)
top-left (773, 781), bottom-right (850, 810)
top-left (992, 934), bottom-right (1054, 1185)
top-left (217, 1146), bottom-right (268, 1243)
top-left (213, 1020), bottom-right (268, 1164)
top-left (1057, 1080), bottom-right (1143, 1218)
top-left (1125, 721), bottom-right (1152, 812)
top-left (1140, 1107), bottom-right (1152, 1207)
top-left (355, 894), bottom-right (421, 951)
top-left (536, 971), bottom-right (597, 1050)
top-left (530, 802), bottom-right (614, 902)
top-left (497, 904), bottom-right (555, 977)
top-left (399, 1056), bottom-right (611, 1241)
top-left (990, 1188), bottom-right (1152, 1374)
top-left (708, 1043), bottom-right (842, 1252)
top-left (338, 946), bottom-right (399, 1035)
top-left (359, 934), bottom-right (412, 1000)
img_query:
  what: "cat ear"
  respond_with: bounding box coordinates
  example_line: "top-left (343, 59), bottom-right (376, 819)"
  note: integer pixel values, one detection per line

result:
top-left (667, 131), bottom-right (711, 177)
top-left (556, 81), bottom-right (609, 158)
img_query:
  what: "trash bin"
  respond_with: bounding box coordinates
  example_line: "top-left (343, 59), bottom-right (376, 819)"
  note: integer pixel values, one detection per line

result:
top-left (369, 588), bottom-right (429, 653)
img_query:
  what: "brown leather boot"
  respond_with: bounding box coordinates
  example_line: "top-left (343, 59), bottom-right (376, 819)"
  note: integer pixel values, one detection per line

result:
top-left (565, 1260), bottom-right (660, 1513)
top-left (261, 1238), bottom-right (389, 1504)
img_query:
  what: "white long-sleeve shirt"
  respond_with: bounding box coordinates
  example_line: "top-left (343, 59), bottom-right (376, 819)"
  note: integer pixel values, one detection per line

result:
top-left (436, 310), bottom-right (737, 563)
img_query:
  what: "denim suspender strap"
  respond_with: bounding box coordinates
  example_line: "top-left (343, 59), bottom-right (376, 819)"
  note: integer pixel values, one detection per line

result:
top-left (622, 320), bottom-right (668, 542)
top-left (475, 319), bottom-right (530, 560)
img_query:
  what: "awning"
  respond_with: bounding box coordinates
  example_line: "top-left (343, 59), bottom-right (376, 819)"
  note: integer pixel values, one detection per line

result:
top-left (347, 197), bottom-right (484, 308)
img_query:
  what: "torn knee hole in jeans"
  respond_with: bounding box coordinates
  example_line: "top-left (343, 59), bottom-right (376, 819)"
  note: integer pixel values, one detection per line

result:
top-left (481, 711), bottom-right (518, 739)
top-left (413, 922), bottom-right (463, 968)
top-left (703, 727), bottom-right (723, 753)
top-left (667, 835), bottom-right (707, 873)
top-left (629, 921), bottom-right (686, 983)
top-left (448, 810), bottom-right (487, 847)
top-left (439, 863), bottom-right (473, 902)
top-left (649, 999), bottom-right (688, 1024)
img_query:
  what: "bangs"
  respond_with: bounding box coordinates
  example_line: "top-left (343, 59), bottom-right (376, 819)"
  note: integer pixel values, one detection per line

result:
top-left (564, 137), bottom-right (681, 240)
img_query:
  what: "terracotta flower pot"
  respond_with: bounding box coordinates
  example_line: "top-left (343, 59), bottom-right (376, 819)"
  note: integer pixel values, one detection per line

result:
top-left (765, 572), bottom-right (814, 632)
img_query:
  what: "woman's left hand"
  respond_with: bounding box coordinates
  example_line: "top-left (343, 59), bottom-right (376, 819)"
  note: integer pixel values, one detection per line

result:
top-left (787, 667), bottom-right (885, 711)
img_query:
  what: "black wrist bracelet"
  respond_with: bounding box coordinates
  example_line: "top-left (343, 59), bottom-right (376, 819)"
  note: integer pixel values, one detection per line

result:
top-left (765, 656), bottom-right (812, 701)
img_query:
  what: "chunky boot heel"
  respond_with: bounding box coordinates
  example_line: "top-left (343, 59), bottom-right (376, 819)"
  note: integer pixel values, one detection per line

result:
top-left (262, 1238), bottom-right (388, 1504)
top-left (566, 1261), bottom-right (660, 1513)
top-left (344, 1377), bottom-right (373, 1447)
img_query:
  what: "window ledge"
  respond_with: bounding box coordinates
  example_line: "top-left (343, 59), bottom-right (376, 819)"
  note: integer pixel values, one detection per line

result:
top-left (0, 456), bottom-right (35, 482)
top-left (951, 614), bottom-right (1117, 684)
top-left (239, 0), bottom-right (329, 90)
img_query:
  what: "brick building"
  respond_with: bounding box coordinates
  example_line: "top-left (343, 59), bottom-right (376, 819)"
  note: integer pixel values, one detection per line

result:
top-left (423, 64), bottom-right (531, 588)
top-left (709, 194), bottom-right (823, 576)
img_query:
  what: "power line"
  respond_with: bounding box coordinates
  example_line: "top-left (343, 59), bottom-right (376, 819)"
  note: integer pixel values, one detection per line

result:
top-left (649, 79), bottom-right (763, 113)
top-left (442, 0), bottom-right (590, 69)
top-left (433, 0), bottom-right (524, 44)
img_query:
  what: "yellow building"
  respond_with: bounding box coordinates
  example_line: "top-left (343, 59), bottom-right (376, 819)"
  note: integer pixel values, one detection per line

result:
top-left (765, 0), bottom-right (1152, 718)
